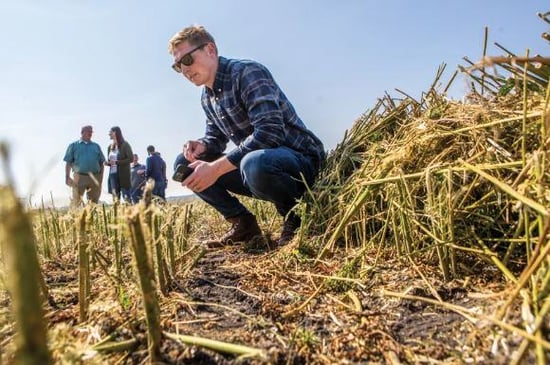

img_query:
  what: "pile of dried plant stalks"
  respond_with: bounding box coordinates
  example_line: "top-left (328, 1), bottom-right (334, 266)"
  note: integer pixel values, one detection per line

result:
top-left (296, 45), bottom-right (550, 359)
top-left (304, 61), bottom-right (548, 263)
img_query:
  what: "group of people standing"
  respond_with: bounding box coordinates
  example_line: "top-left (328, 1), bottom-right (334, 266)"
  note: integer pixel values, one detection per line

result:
top-left (63, 125), bottom-right (167, 206)
top-left (63, 24), bottom-right (326, 248)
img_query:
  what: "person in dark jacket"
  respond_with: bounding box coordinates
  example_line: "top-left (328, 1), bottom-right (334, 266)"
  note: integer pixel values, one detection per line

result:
top-left (106, 126), bottom-right (133, 202)
top-left (145, 145), bottom-right (167, 200)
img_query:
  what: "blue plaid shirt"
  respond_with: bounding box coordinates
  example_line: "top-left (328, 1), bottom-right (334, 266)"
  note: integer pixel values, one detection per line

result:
top-left (199, 56), bottom-right (325, 166)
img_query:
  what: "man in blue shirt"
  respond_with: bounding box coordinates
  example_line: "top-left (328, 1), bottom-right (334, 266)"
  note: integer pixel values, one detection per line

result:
top-left (169, 25), bottom-right (325, 248)
top-left (63, 125), bottom-right (106, 207)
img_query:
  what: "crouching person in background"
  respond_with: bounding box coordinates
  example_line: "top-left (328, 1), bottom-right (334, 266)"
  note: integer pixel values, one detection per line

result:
top-left (130, 154), bottom-right (146, 203)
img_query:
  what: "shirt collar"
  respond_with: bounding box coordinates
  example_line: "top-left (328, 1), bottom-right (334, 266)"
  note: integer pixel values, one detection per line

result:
top-left (207, 56), bottom-right (229, 96)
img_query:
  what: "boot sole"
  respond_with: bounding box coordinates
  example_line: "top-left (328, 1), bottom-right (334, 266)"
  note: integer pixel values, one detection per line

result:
top-left (204, 234), bottom-right (263, 249)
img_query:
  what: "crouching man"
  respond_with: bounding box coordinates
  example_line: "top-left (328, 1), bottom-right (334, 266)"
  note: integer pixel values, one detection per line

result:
top-left (169, 25), bottom-right (325, 248)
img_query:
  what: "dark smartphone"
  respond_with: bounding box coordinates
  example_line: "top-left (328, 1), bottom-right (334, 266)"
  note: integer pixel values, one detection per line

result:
top-left (172, 164), bottom-right (194, 182)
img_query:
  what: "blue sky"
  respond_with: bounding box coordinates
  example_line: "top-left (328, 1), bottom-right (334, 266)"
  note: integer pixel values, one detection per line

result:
top-left (0, 1), bottom-right (548, 206)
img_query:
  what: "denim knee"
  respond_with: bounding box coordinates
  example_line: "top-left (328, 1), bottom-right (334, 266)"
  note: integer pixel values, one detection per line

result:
top-left (240, 151), bottom-right (271, 194)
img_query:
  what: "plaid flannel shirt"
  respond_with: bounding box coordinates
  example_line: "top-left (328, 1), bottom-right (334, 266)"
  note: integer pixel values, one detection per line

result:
top-left (199, 56), bottom-right (324, 166)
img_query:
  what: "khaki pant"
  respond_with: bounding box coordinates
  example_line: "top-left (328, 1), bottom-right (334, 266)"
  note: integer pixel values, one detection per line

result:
top-left (71, 173), bottom-right (102, 207)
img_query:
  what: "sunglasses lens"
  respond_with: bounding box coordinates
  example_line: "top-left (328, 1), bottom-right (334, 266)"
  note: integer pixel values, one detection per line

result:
top-left (172, 63), bottom-right (181, 73)
top-left (181, 54), bottom-right (193, 67)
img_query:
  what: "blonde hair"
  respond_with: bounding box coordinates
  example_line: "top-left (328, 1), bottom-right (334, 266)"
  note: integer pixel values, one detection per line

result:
top-left (168, 25), bottom-right (217, 56)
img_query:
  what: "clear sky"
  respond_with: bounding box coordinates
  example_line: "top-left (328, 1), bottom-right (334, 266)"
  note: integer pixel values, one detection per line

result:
top-left (0, 1), bottom-right (548, 207)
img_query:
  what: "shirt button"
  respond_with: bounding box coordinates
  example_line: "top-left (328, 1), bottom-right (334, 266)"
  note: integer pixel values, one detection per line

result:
top-left (217, 89), bottom-right (222, 92)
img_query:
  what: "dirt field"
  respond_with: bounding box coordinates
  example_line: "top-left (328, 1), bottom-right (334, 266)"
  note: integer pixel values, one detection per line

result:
top-left (2, 236), bottom-right (528, 365)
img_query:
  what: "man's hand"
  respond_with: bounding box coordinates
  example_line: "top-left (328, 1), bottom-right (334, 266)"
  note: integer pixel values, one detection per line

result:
top-left (182, 157), bottom-right (236, 192)
top-left (183, 140), bottom-right (206, 162)
top-left (65, 176), bottom-right (74, 187)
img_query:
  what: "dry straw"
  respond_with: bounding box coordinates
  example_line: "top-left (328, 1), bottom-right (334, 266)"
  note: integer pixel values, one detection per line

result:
top-left (296, 36), bottom-right (549, 362)
top-left (301, 59), bottom-right (549, 269)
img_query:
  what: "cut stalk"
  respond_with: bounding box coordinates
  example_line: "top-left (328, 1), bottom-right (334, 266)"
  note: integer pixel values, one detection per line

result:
top-left (164, 331), bottom-right (267, 360)
top-left (78, 208), bottom-right (89, 322)
top-left (127, 210), bottom-right (161, 362)
top-left (0, 183), bottom-right (51, 364)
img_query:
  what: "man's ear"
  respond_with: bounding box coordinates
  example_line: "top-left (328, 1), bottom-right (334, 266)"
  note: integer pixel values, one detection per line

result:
top-left (206, 43), bottom-right (217, 57)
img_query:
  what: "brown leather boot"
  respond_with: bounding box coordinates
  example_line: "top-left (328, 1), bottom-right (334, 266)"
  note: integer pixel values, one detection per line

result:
top-left (278, 213), bottom-right (301, 246)
top-left (204, 214), bottom-right (262, 248)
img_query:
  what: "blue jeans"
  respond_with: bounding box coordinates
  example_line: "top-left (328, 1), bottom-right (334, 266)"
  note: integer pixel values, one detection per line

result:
top-left (152, 179), bottom-right (166, 200)
top-left (174, 147), bottom-right (320, 219)
top-left (130, 185), bottom-right (144, 204)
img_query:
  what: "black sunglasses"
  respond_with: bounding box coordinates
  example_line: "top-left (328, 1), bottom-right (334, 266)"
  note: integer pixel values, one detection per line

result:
top-left (172, 43), bottom-right (208, 73)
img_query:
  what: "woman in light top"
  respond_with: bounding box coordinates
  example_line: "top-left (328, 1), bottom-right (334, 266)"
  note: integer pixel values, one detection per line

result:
top-left (106, 126), bottom-right (133, 202)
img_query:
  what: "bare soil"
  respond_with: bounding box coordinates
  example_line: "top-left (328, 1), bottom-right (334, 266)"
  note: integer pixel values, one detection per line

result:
top-left (1, 236), bottom-right (535, 365)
